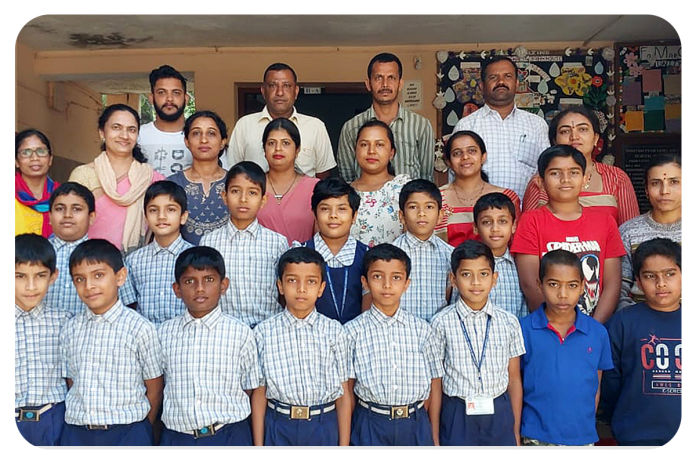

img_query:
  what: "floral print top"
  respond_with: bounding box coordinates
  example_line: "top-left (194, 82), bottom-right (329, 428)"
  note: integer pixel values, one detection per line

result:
top-left (350, 174), bottom-right (410, 247)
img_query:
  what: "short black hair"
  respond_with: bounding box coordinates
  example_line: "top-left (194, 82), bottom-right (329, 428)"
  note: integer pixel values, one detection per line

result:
top-left (356, 120), bottom-right (396, 176)
top-left (69, 239), bottom-right (124, 276)
top-left (481, 55), bottom-right (519, 81)
top-left (362, 243), bottom-right (411, 278)
top-left (645, 153), bottom-right (681, 185)
top-left (49, 182), bottom-right (96, 213)
top-left (473, 192), bottom-right (516, 223)
top-left (367, 53), bottom-right (403, 79)
top-left (633, 238), bottom-right (681, 278)
top-left (537, 145), bottom-right (586, 179)
top-left (263, 62), bottom-right (297, 83)
top-left (399, 179), bottom-right (442, 211)
top-left (450, 240), bottom-right (495, 274)
top-left (276, 247), bottom-right (327, 282)
top-left (225, 161), bottom-right (267, 195)
top-left (16, 233), bottom-right (56, 273)
top-left (174, 246), bottom-right (226, 283)
top-left (16, 129), bottom-right (52, 159)
top-left (539, 249), bottom-right (582, 281)
top-left (149, 64), bottom-right (187, 93)
top-left (311, 177), bottom-right (361, 215)
top-left (548, 106), bottom-right (600, 145)
top-left (262, 117), bottom-right (301, 149)
top-left (144, 180), bottom-right (188, 213)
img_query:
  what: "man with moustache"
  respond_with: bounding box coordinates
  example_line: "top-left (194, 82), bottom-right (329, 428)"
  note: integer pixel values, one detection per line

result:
top-left (138, 65), bottom-right (195, 176)
top-left (452, 56), bottom-right (549, 201)
top-left (337, 53), bottom-right (434, 182)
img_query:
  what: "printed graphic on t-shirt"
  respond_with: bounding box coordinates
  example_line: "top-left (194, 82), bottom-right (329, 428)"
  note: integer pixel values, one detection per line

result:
top-left (544, 236), bottom-right (601, 315)
top-left (148, 147), bottom-right (191, 176)
top-left (640, 333), bottom-right (682, 396)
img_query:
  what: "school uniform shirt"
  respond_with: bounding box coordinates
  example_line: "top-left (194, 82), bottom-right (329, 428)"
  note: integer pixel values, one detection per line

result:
top-left (16, 303), bottom-right (71, 408)
top-left (489, 249), bottom-right (528, 319)
top-left (255, 310), bottom-right (349, 406)
top-left (431, 299), bottom-right (525, 399)
top-left (345, 306), bottom-right (443, 405)
top-left (120, 235), bottom-right (194, 325)
top-left (45, 234), bottom-right (89, 317)
top-left (510, 206), bottom-right (625, 316)
top-left (60, 301), bottom-right (162, 426)
top-left (158, 306), bottom-right (260, 433)
top-left (200, 219), bottom-right (289, 327)
top-left (392, 231), bottom-right (454, 321)
top-left (519, 305), bottom-right (613, 445)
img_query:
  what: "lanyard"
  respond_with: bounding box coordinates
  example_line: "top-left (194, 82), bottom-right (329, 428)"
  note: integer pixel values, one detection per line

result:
top-left (459, 313), bottom-right (491, 391)
top-left (325, 266), bottom-right (348, 321)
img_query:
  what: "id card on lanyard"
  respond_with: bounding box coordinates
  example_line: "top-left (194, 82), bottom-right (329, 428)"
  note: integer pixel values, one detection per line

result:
top-left (460, 313), bottom-right (495, 415)
top-left (326, 266), bottom-right (348, 321)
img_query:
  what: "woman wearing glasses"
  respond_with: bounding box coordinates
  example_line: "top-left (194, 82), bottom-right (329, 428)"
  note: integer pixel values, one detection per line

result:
top-left (15, 129), bottom-right (59, 237)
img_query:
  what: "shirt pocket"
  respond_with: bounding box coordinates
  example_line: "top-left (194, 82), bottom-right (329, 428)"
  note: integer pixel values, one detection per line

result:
top-left (515, 137), bottom-right (540, 171)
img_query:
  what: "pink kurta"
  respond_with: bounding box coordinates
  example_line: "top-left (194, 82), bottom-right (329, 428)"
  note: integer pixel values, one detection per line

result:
top-left (257, 175), bottom-right (319, 245)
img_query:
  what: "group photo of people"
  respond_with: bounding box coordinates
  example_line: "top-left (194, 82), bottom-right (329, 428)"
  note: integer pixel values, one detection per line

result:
top-left (15, 44), bottom-right (681, 448)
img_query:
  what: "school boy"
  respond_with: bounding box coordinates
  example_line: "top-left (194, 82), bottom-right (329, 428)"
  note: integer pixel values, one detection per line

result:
top-left (345, 244), bottom-right (443, 446)
top-left (473, 192), bottom-right (528, 319)
top-left (430, 240), bottom-right (525, 446)
top-left (511, 145), bottom-right (625, 323)
top-left (519, 249), bottom-right (613, 446)
top-left (200, 161), bottom-right (289, 327)
top-left (15, 234), bottom-right (71, 445)
top-left (304, 177), bottom-right (370, 324)
top-left (158, 246), bottom-right (260, 446)
top-left (59, 239), bottom-right (163, 446)
top-left (600, 238), bottom-right (681, 445)
top-left (120, 181), bottom-right (193, 324)
top-left (392, 179), bottom-right (454, 321)
top-left (252, 247), bottom-right (352, 446)
top-left (45, 182), bottom-right (95, 316)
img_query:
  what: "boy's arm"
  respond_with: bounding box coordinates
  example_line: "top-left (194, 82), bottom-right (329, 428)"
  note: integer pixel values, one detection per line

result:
top-left (515, 254), bottom-right (544, 311)
top-left (250, 386), bottom-right (266, 446)
top-left (427, 377), bottom-right (442, 446)
top-left (593, 257), bottom-right (621, 324)
top-left (335, 381), bottom-right (353, 446)
top-left (595, 371), bottom-right (603, 411)
top-left (66, 378), bottom-right (73, 389)
top-left (507, 357), bottom-right (523, 446)
top-left (346, 378), bottom-right (356, 412)
top-left (144, 375), bottom-right (164, 424)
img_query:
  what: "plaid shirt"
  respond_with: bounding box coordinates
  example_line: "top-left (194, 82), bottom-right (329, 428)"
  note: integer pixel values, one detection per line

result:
top-left (46, 235), bottom-right (89, 316)
top-left (313, 233), bottom-right (357, 267)
top-left (255, 310), bottom-right (349, 406)
top-left (200, 220), bottom-right (288, 327)
top-left (392, 232), bottom-right (454, 321)
top-left (60, 301), bottom-right (162, 426)
top-left (15, 303), bottom-right (71, 408)
top-left (490, 249), bottom-right (528, 319)
top-left (158, 306), bottom-right (260, 433)
top-left (345, 306), bottom-right (443, 405)
top-left (120, 235), bottom-right (194, 325)
top-left (431, 299), bottom-right (525, 399)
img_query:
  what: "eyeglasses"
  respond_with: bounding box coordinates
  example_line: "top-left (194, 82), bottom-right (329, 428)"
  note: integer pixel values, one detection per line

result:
top-left (17, 147), bottom-right (50, 158)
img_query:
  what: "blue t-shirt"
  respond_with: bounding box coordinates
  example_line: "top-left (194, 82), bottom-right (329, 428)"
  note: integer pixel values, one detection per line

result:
top-left (520, 305), bottom-right (613, 445)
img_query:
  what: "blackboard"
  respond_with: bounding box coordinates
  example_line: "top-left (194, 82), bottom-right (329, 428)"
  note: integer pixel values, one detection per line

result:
top-left (621, 141), bottom-right (681, 214)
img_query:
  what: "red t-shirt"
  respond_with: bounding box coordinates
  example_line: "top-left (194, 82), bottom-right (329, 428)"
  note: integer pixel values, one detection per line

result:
top-left (511, 206), bottom-right (625, 316)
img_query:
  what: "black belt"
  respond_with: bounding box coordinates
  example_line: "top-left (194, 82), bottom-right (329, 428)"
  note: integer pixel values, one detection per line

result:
top-left (357, 398), bottom-right (425, 419)
top-left (267, 399), bottom-right (336, 420)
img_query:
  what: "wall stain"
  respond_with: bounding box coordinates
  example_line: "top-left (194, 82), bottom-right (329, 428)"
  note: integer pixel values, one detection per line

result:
top-left (69, 32), bottom-right (153, 49)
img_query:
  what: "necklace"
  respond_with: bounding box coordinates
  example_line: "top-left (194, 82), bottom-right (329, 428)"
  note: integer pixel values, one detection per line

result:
top-left (452, 181), bottom-right (485, 205)
top-left (583, 163), bottom-right (595, 190)
top-left (269, 173), bottom-right (299, 204)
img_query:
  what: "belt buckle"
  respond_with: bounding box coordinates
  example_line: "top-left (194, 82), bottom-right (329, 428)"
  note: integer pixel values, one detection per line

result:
top-left (87, 424), bottom-right (109, 430)
top-left (193, 425), bottom-right (215, 438)
top-left (391, 405), bottom-right (409, 419)
top-left (290, 406), bottom-right (310, 420)
top-left (18, 409), bottom-right (40, 422)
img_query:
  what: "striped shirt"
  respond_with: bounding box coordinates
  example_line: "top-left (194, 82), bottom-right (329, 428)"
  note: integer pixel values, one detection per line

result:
top-left (60, 301), bottom-right (162, 426)
top-left (15, 303), bottom-right (71, 408)
top-left (392, 232), bottom-right (453, 321)
top-left (120, 235), bottom-right (194, 325)
top-left (489, 249), bottom-right (528, 319)
top-left (200, 219), bottom-right (289, 327)
top-left (45, 235), bottom-right (89, 316)
top-left (337, 104), bottom-right (434, 182)
top-left (431, 299), bottom-right (525, 399)
top-left (453, 104), bottom-right (549, 200)
top-left (255, 310), bottom-right (349, 405)
top-left (158, 306), bottom-right (260, 433)
top-left (345, 306), bottom-right (443, 405)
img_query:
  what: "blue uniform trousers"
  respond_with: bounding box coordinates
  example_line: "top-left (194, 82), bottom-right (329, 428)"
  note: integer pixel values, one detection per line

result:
top-left (264, 405), bottom-right (338, 446)
top-left (159, 418), bottom-right (252, 446)
top-left (60, 418), bottom-right (153, 446)
top-left (16, 402), bottom-right (65, 446)
top-left (350, 401), bottom-right (433, 446)
top-left (440, 393), bottom-right (516, 446)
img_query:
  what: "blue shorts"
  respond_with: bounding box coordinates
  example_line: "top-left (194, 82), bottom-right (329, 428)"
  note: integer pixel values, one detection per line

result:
top-left (16, 402), bottom-right (65, 446)
top-left (350, 400), bottom-right (433, 446)
top-left (160, 418), bottom-right (252, 446)
top-left (440, 393), bottom-right (516, 446)
top-left (264, 404), bottom-right (338, 446)
top-left (60, 418), bottom-right (153, 446)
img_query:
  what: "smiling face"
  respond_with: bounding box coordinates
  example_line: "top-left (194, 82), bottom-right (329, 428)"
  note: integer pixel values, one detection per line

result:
top-left (361, 258), bottom-right (410, 315)
top-left (314, 195), bottom-right (356, 241)
top-left (49, 193), bottom-right (95, 242)
top-left (144, 194), bottom-right (188, 243)
top-left (261, 69), bottom-right (299, 119)
top-left (277, 262), bottom-right (326, 319)
top-left (447, 135), bottom-right (487, 180)
top-left (541, 156), bottom-right (587, 204)
top-left (264, 128), bottom-right (299, 173)
top-left (366, 61), bottom-right (403, 106)
top-left (450, 256), bottom-right (497, 310)
top-left (399, 192), bottom-right (441, 241)
top-left (71, 260), bottom-right (127, 315)
top-left (151, 77), bottom-right (188, 122)
top-left (184, 116), bottom-right (227, 162)
top-left (646, 162), bottom-right (681, 217)
top-left (355, 126), bottom-right (395, 175)
top-left (553, 112), bottom-right (599, 159)
top-left (539, 263), bottom-right (584, 314)
top-left (15, 135), bottom-right (53, 181)
top-left (173, 266), bottom-right (229, 318)
top-left (221, 174), bottom-right (267, 230)
top-left (474, 207), bottom-right (516, 257)
top-left (99, 110), bottom-right (138, 157)
top-left (15, 262), bottom-right (58, 311)
top-left (636, 255), bottom-right (681, 312)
